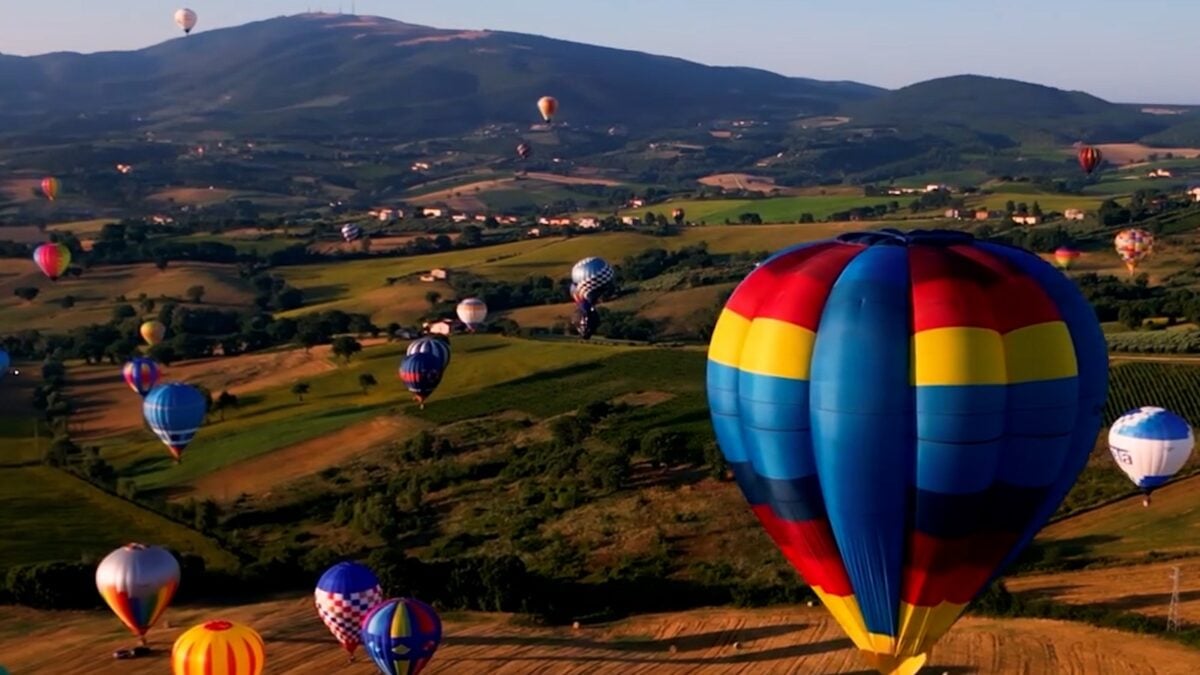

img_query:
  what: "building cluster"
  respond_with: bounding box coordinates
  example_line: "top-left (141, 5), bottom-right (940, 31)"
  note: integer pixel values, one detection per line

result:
top-left (888, 184), bottom-right (950, 196)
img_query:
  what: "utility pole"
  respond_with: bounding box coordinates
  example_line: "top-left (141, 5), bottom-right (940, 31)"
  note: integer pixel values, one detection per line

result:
top-left (1168, 565), bottom-right (1182, 632)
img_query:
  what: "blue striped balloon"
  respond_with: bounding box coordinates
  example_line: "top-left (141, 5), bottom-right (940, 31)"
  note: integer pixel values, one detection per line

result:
top-left (143, 383), bottom-right (207, 462)
top-left (406, 337), bottom-right (450, 370)
top-left (122, 357), bottom-right (161, 397)
top-left (1109, 406), bottom-right (1194, 497)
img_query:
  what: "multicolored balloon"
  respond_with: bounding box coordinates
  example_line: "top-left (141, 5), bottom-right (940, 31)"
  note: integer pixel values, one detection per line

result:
top-left (144, 383), bottom-right (208, 462)
top-left (706, 229), bottom-right (1107, 674)
top-left (672, 208), bottom-right (686, 224)
top-left (95, 544), bottom-right (180, 645)
top-left (40, 176), bottom-right (60, 201)
top-left (573, 301), bottom-right (598, 340)
top-left (172, 620), bottom-right (264, 675)
top-left (571, 257), bottom-right (614, 304)
top-left (33, 242), bottom-right (70, 281)
top-left (141, 320), bottom-right (167, 346)
top-left (517, 142), bottom-right (532, 160)
top-left (361, 598), bottom-right (442, 675)
top-left (1053, 246), bottom-right (1080, 270)
top-left (537, 96), bottom-right (558, 122)
top-left (456, 298), bottom-right (488, 332)
top-left (315, 562), bottom-right (384, 657)
top-left (1078, 146), bottom-right (1103, 175)
top-left (123, 357), bottom-right (162, 397)
top-left (342, 223), bottom-right (362, 243)
top-left (400, 353), bottom-right (444, 408)
top-left (1109, 407), bottom-right (1194, 506)
top-left (406, 337), bottom-right (450, 370)
top-left (175, 8), bottom-right (198, 34)
top-left (1114, 228), bottom-right (1153, 274)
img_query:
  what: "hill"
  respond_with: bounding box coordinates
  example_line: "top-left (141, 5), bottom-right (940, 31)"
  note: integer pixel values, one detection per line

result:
top-left (4, 600), bottom-right (1199, 674)
top-left (0, 13), bottom-right (881, 140)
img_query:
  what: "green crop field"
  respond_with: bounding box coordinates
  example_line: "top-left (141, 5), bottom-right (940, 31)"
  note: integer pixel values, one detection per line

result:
top-left (622, 196), bottom-right (902, 224)
top-left (1104, 362), bottom-right (1200, 425)
top-left (0, 465), bottom-right (237, 568)
top-left (101, 335), bottom-right (635, 490)
top-left (968, 192), bottom-right (1110, 212)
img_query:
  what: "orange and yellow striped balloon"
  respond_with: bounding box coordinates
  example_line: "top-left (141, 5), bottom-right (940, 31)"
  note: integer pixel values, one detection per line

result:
top-left (172, 620), bottom-right (265, 675)
top-left (141, 320), bottom-right (167, 346)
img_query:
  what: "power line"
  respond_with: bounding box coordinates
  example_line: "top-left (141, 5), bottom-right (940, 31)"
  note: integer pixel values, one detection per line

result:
top-left (1168, 565), bottom-right (1182, 632)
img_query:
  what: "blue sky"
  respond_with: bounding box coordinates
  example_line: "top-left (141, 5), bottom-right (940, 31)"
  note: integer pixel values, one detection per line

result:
top-left (1, 0), bottom-right (1196, 103)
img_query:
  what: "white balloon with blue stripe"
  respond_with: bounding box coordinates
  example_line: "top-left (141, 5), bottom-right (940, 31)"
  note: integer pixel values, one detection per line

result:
top-left (1108, 406), bottom-right (1193, 497)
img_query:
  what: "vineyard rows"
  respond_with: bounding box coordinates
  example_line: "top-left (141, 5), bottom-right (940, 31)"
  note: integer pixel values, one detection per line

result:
top-left (1106, 361), bottom-right (1200, 425)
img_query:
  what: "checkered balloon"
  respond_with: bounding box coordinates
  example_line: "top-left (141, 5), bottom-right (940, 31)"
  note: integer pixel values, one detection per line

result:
top-left (315, 561), bottom-right (384, 655)
top-left (571, 257), bottom-right (615, 304)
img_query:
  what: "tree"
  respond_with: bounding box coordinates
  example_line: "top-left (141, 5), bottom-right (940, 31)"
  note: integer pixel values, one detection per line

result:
top-left (186, 285), bottom-right (206, 304)
top-left (291, 382), bottom-right (311, 402)
top-left (59, 295), bottom-right (75, 309)
top-left (799, 213), bottom-right (815, 223)
top-left (461, 225), bottom-right (483, 247)
top-left (14, 287), bottom-right (39, 303)
top-left (331, 336), bottom-right (362, 363)
top-left (1031, 201), bottom-right (1044, 218)
top-left (1005, 200), bottom-right (1016, 215)
top-left (213, 390), bottom-right (239, 421)
top-left (296, 329), bottom-right (322, 353)
top-left (1119, 304), bottom-right (1150, 331)
top-left (154, 254), bottom-right (169, 271)
top-left (425, 291), bottom-right (442, 309)
top-left (358, 373), bottom-right (378, 395)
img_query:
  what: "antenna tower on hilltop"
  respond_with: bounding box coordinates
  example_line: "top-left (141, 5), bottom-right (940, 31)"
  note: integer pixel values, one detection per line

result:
top-left (1168, 565), bottom-right (1182, 632)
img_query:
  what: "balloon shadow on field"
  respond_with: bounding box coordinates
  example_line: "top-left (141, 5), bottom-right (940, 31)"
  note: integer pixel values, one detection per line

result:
top-left (1096, 589), bottom-right (1200, 613)
top-left (460, 344), bottom-right (505, 355)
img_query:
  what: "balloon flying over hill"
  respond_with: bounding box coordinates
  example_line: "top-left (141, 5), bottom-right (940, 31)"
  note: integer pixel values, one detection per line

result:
top-left (33, 243), bottom-right (70, 281)
top-left (1109, 407), bottom-right (1194, 507)
top-left (315, 562), bottom-right (383, 658)
top-left (172, 620), bottom-right (264, 675)
top-left (96, 544), bottom-right (180, 647)
top-left (537, 96), bottom-right (558, 122)
top-left (361, 598), bottom-right (442, 675)
top-left (141, 320), bottom-right (167, 346)
top-left (1078, 146), bottom-right (1102, 175)
top-left (175, 8), bottom-right (198, 34)
top-left (40, 176), bottom-right (60, 200)
top-left (707, 229), bottom-right (1107, 674)
top-left (123, 357), bottom-right (162, 397)
top-left (456, 298), bottom-right (488, 332)
top-left (1114, 228), bottom-right (1153, 274)
top-left (144, 383), bottom-right (208, 462)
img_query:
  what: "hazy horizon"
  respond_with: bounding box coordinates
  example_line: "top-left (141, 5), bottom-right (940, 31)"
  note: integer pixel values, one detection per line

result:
top-left (2, 0), bottom-right (1198, 104)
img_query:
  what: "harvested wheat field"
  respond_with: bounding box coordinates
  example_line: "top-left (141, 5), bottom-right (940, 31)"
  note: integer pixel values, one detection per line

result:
top-left (1089, 143), bottom-right (1200, 165)
top-left (1010, 556), bottom-right (1200, 625)
top-left (67, 344), bottom-right (370, 440)
top-left (698, 173), bottom-right (793, 194)
top-left (2, 600), bottom-right (1199, 674)
top-left (185, 414), bottom-right (428, 501)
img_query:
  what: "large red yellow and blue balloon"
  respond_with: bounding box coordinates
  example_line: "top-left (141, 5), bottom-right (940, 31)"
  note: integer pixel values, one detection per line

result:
top-left (95, 544), bottom-right (180, 645)
top-left (706, 229), bottom-right (1108, 674)
top-left (361, 598), bottom-right (442, 675)
top-left (33, 243), bottom-right (70, 281)
top-left (172, 620), bottom-right (264, 675)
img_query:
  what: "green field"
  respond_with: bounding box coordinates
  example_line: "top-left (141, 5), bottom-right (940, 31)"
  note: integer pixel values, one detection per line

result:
top-left (1104, 362), bottom-right (1200, 425)
top-left (621, 196), bottom-right (902, 224)
top-left (101, 335), bottom-right (636, 490)
top-left (968, 192), bottom-right (1110, 212)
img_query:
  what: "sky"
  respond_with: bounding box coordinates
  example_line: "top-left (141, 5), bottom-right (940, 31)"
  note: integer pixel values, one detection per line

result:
top-left (1, 0), bottom-right (1197, 103)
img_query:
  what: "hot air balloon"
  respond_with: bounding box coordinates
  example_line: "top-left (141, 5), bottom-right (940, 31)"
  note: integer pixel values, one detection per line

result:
top-left (0, 348), bottom-right (9, 381)
top-left (40, 177), bottom-right (60, 201)
top-left (1109, 407), bottom-right (1194, 507)
top-left (1078, 146), bottom-right (1103, 175)
top-left (33, 242), bottom-right (70, 281)
top-left (175, 8), bottom-right (198, 34)
top-left (123, 357), bottom-right (162, 397)
top-left (672, 208), bottom-right (686, 225)
top-left (537, 96), bottom-right (558, 123)
top-left (172, 620), bottom-right (264, 675)
top-left (571, 257), bottom-right (615, 304)
top-left (141, 320), bottom-right (167, 346)
top-left (706, 229), bottom-right (1108, 675)
top-left (406, 336), bottom-right (450, 370)
top-left (315, 562), bottom-right (384, 658)
top-left (1114, 228), bottom-right (1153, 274)
top-left (456, 298), bottom-right (488, 332)
top-left (144, 383), bottom-right (207, 462)
top-left (342, 223), bottom-right (362, 243)
top-left (96, 544), bottom-right (181, 646)
top-left (516, 142), bottom-right (532, 160)
top-left (361, 598), bottom-right (442, 675)
top-left (572, 301), bottom-right (599, 340)
top-left (1053, 246), bottom-right (1080, 270)
top-left (400, 353), bottom-right (443, 408)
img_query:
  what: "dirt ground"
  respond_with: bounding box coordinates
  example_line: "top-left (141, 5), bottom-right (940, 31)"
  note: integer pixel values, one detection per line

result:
top-left (1010, 556), bottom-right (1200, 625)
top-left (698, 173), bottom-right (793, 194)
top-left (184, 414), bottom-right (427, 501)
top-left (2, 601), bottom-right (1198, 674)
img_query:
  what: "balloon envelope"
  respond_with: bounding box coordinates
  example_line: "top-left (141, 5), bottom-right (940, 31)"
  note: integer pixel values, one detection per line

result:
top-left (361, 598), bottom-right (442, 675)
top-left (1114, 228), bottom-right (1153, 273)
top-left (175, 8), bottom-right (198, 33)
top-left (341, 223), bottom-right (362, 242)
top-left (96, 543), bottom-right (180, 640)
top-left (456, 298), bottom-right (488, 330)
top-left (1078, 146), bottom-right (1103, 175)
top-left (144, 383), bottom-right (208, 461)
top-left (315, 562), bottom-right (383, 655)
top-left (706, 229), bottom-right (1108, 674)
top-left (123, 358), bottom-right (162, 397)
top-left (400, 353), bottom-right (444, 403)
top-left (1053, 247), bottom-right (1080, 270)
top-left (40, 177), bottom-right (60, 201)
top-left (537, 96), bottom-right (558, 122)
top-left (172, 620), bottom-right (264, 675)
top-left (571, 257), bottom-right (614, 304)
top-left (141, 320), bottom-right (167, 346)
top-left (517, 142), bottom-right (532, 160)
top-left (33, 243), bottom-right (70, 281)
top-left (406, 336), bottom-right (450, 369)
top-left (1109, 407), bottom-right (1194, 493)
